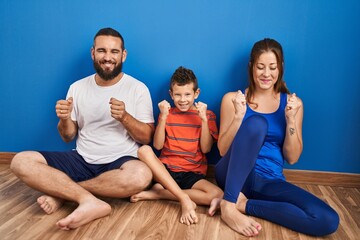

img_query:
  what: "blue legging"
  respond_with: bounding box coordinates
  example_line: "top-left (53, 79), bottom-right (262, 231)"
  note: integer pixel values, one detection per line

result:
top-left (215, 115), bottom-right (339, 236)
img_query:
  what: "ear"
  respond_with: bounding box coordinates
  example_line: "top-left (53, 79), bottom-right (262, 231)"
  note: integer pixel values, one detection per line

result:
top-left (169, 89), bottom-right (174, 100)
top-left (91, 47), bottom-right (95, 61)
top-left (194, 88), bottom-right (200, 99)
top-left (122, 49), bottom-right (128, 63)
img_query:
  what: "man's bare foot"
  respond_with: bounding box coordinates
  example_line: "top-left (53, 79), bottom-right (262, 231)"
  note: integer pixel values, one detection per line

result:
top-left (130, 183), bottom-right (164, 203)
top-left (37, 195), bottom-right (64, 214)
top-left (220, 199), bottom-right (261, 237)
top-left (208, 197), bottom-right (221, 216)
top-left (56, 197), bottom-right (111, 230)
top-left (179, 194), bottom-right (198, 226)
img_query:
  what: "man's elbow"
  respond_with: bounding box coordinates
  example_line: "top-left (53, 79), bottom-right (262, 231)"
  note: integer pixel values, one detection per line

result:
top-left (139, 135), bottom-right (152, 145)
top-left (138, 129), bottom-right (154, 145)
top-left (140, 124), bottom-right (155, 145)
top-left (61, 134), bottom-right (75, 143)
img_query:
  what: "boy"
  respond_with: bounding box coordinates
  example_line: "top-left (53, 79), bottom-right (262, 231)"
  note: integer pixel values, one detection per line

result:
top-left (131, 66), bottom-right (223, 226)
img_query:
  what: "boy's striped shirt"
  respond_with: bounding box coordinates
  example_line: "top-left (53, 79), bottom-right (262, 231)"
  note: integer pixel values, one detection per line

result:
top-left (159, 107), bottom-right (218, 175)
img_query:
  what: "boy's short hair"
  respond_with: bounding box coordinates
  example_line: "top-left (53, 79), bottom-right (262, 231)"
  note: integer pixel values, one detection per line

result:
top-left (170, 66), bottom-right (198, 91)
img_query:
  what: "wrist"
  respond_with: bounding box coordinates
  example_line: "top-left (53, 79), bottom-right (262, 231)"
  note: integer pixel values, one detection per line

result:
top-left (286, 116), bottom-right (296, 125)
top-left (119, 111), bottom-right (130, 123)
top-left (233, 114), bottom-right (244, 122)
top-left (59, 117), bottom-right (72, 125)
top-left (159, 113), bottom-right (168, 121)
top-left (201, 117), bottom-right (208, 123)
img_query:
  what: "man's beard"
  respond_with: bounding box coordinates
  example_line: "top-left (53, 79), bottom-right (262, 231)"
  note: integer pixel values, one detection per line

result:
top-left (93, 60), bottom-right (123, 81)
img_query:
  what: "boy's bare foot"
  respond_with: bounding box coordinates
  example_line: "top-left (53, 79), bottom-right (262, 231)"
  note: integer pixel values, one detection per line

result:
top-left (56, 197), bottom-right (111, 230)
top-left (37, 195), bottom-right (64, 214)
top-left (220, 199), bottom-right (261, 237)
top-left (130, 183), bottom-right (164, 203)
top-left (208, 197), bottom-right (221, 216)
top-left (179, 194), bottom-right (198, 226)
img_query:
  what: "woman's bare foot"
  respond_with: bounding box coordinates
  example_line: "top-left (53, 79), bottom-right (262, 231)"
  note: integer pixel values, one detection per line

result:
top-left (179, 194), bottom-right (198, 226)
top-left (56, 197), bottom-right (111, 230)
top-left (208, 197), bottom-right (221, 216)
top-left (220, 199), bottom-right (261, 237)
top-left (37, 195), bottom-right (64, 214)
top-left (235, 192), bottom-right (248, 213)
top-left (130, 183), bottom-right (164, 203)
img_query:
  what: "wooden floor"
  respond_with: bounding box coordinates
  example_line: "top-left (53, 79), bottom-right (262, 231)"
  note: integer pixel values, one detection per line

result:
top-left (0, 163), bottom-right (359, 240)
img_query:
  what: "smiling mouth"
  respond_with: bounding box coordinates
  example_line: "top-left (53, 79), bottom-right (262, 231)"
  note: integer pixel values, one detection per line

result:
top-left (101, 60), bottom-right (115, 65)
top-left (101, 62), bottom-right (115, 70)
top-left (177, 103), bottom-right (190, 110)
top-left (261, 79), bottom-right (271, 83)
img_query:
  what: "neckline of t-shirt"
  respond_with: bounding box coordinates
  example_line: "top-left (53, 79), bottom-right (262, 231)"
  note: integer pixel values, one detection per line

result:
top-left (91, 73), bottom-right (127, 89)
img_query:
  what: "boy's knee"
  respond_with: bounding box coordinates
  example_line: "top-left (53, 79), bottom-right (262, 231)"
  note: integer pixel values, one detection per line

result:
top-left (215, 187), bottom-right (224, 198)
top-left (137, 145), bottom-right (153, 159)
top-left (209, 187), bottom-right (224, 201)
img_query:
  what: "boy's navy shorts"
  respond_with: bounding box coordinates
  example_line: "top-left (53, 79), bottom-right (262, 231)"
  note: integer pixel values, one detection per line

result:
top-left (39, 150), bottom-right (137, 182)
top-left (164, 165), bottom-right (205, 189)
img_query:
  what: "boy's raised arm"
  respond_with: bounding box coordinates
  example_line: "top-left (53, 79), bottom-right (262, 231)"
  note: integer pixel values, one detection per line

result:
top-left (196, 102), bottom-right (214, 153)
top-left (153, 100), bottom-right (170, 150)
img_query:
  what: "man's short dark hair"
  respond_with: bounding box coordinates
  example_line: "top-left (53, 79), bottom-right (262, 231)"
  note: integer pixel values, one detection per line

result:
top-left (94, 27), bottom-right (125, 50)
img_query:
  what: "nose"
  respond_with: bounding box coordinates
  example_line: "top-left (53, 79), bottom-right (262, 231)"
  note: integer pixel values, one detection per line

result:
top-left (263, 67), bottom-right (270, 77)
top-left (102, 51), bottom-right (112, 61)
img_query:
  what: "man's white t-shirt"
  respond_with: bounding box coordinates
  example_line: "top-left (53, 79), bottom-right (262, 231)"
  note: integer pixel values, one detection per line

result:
top-left (66, 73), bottom-right (154, 164)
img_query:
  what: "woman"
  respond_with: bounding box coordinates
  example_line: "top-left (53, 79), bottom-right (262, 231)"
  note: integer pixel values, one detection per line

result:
top-left (215, 38), bottom-right (339, 237)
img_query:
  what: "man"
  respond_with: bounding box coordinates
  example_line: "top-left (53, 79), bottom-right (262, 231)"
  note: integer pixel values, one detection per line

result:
top-left (10, 27), bottom-right (155, 230)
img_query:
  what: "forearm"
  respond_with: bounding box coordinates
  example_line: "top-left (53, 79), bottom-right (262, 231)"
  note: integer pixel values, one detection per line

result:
top-left (218, 116), bottom-right (243, 156)
top-left (120, 113), bottom-right (155, 145)
top-left (283, 120), bottom-right (303, 165)
top-left (57, 119), bottom-right (77, 143)
top-left (200, 120), bottom-right (213, 153)
top-left (153, 117), bottom-right (166, 150)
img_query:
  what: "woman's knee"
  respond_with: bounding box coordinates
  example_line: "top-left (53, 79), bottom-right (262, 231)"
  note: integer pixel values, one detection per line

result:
top-left (317, 208), bottom-right (340, 236)
top-left (236, 115), bottom-right (268, 144)
top-left (305, 206), bottom-right (339, 236)
top-left (244, 115), bottom-right (268, 135)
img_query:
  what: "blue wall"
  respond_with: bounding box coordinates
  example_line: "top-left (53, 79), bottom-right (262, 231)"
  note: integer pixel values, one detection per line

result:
top-left (1, 0), bottom-right (359, 173)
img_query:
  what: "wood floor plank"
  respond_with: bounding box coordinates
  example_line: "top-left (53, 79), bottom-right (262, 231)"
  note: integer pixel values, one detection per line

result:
top-left (121, 201), bottom-right (179, 240)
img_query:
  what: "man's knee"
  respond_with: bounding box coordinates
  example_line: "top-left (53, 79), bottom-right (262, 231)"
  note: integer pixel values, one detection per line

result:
top-left (133, 161), bottom-right (153, 189)
top-left (10, 151), bottom-right (45, 177)
top-left (11, 152), bottom-right (26, 176)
